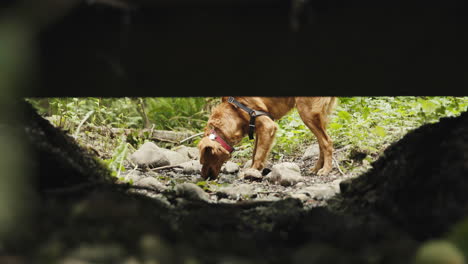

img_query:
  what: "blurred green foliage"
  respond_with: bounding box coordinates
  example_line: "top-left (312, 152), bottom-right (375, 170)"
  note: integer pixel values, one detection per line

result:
top-left (447, 217), bottom-right (468, 261)
top-left (412, 239), bottom-right (465, 264)
top-left (0, 18), bottom-right (36, 244)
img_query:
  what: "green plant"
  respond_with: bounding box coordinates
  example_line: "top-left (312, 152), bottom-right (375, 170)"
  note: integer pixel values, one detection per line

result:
top-left (27, 97), bottom-right (143, 130)
top-left (28, 97), bottom-right (211, 132)
top-left (102, 135), bottom-right (129, 179)
top-left (328, 97), bottom-right (468, 154)
top-left (196, 180), bottom-right (221, 192)
top-left (144, 97), bottom-right (209, 131)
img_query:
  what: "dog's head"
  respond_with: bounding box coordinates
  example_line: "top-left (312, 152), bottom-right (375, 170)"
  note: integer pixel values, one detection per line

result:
top-left (198, 99), bottom-right (245, 180)
top-left (198, 136), bottom-right (231, 180)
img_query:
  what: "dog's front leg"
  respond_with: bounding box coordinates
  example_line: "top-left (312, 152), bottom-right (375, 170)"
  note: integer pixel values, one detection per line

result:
top-left (240, 117), bottom-right (277, 180)
top-left (251, 117), bottom-right (278, 170)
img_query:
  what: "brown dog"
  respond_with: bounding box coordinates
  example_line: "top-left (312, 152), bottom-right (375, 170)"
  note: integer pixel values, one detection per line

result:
top-left (198, 97), bottom-right (337, 180)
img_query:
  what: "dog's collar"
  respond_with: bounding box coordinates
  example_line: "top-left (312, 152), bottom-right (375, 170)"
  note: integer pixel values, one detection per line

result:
top-left (209, 129), bottom-right (235, 153)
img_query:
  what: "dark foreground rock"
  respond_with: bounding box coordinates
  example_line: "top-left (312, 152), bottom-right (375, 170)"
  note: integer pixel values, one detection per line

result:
top-left (2, 101), bottom-right (468, 264)
top-left (335, 110), bottom-right (468, 241)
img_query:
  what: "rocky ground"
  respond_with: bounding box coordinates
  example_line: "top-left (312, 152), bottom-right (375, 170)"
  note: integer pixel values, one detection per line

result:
top-left (121, 141), bottom-right (355, 210)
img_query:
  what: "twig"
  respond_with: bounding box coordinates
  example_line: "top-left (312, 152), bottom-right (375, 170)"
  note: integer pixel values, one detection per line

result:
top-left (179, 132), bottom-right (204, 144)
top-left (73, 110), bottom-right (94, 138)
top-left (126, 162), bottom-right (139, 177)
top-left (138, 98), bottom-right (151, 129)
top-left (150, 164), bottom-right (183, 171)
top-left (126, 156), bottom-right (137, 168)
top-left (257, 191), bottom-right (284, 194)
top-left (333, 156), bottom-right (346, 176)
top-left (149, 123), bottom-right (155, 138)
top-left (333, 145), bottom-right (351, 153)
top-left (150, 136), bottom-right (179, 144)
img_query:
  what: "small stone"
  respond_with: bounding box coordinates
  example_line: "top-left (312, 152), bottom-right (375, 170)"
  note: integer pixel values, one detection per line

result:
top-left (218, 184), bottom-right (255, 199)
top-left (217, 173), bottom-right (238, 184)
top-left (238, 168), bottom-right (263, 181)
top-left (254, 196), bottom-right (281, 202)
top-left (295, 182), bottom-right (306, 188)
top-left (290, 193), bottom-right (310, 201)
top-left (279, 174), bottom-right (303, 186)
top-left (129, 142), bottom-right (170, 168)
top-left (172, 145), bottom-right (199, 160)
top-left (243, 160), bottom-right (253, 169)
top-left (175, 183), bottom-right (210, 202)
top-left (296, 183), bottom-right (339, 201)
top-left (179, 160), bottom-right (202, 174)
top-left (222, 161), bottom-right (240, 174)
top-left (330, 179), bottom-right (342, 191)
top-left (135, 177), bottom-right (167, 192)
top-left (218, 198), bottom-right (235, 204)
top-left (265, 162), bottom-right (303, 186)
top-left (158, 148), bottom-right (191, 165)
top-left (302, 144), bottom-right (320, 160)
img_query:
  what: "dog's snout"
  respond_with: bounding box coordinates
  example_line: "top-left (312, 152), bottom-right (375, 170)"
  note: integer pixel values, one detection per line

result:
top-left (201, 165), bottom-right (219, 180)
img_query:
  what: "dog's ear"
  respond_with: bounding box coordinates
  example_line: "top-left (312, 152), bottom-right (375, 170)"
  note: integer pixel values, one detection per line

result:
top-left (199, 145), bottom-right (214, 164)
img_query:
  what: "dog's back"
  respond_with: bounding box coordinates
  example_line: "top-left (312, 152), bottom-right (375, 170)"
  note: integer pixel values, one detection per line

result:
top-left (222, 97), bottom-right (336, 121)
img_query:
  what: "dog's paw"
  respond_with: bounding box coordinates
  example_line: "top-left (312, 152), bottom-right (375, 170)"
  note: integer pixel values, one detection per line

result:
top-left (310, 166), bottom-right (321, 175)
top-left (316, 167), bottom-right (331, 176)
top-left (238, 168), bottom-right (263, 181)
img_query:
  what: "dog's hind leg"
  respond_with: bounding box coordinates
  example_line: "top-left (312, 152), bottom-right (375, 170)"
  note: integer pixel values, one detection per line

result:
top-left (314, 144), bottom-right (325, 172)
top-left (296, 97), bottom-right (334, 176)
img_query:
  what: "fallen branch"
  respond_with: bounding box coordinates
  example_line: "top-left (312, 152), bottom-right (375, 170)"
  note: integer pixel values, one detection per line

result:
top-left (80, 125), bottom-right (193, 143)
top-left (333, 156), bottom-right (346, 176)
top-left (179, 132), bottom-right (204, 144)
top-left (150, 164), bottom-right (183, 171)
top-left (73, 110), bottom-right (94, 138)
